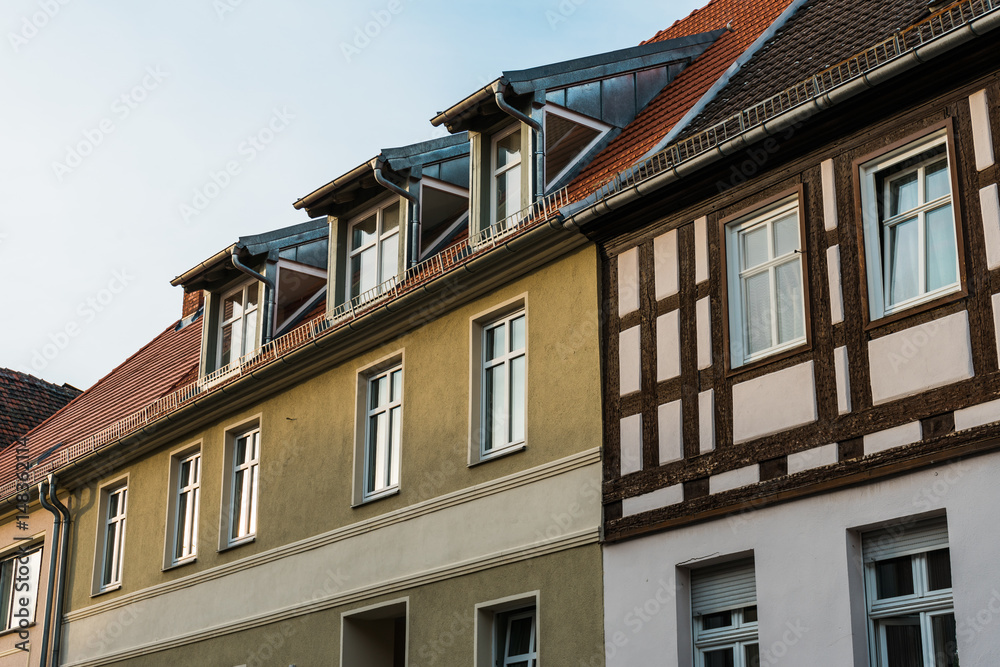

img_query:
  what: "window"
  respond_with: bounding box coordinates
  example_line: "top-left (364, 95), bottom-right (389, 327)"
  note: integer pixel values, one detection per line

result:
top-left (863, 517), bottom-right (957, 667)
top-left (492, 125), bottom-right (522, 226)
top-left (859, 128), bottom-right (961, 321)
top-left (544, 105), bottom-right (608, 188)
top-left (691, 559), bottom-right (759, 667)
top-left (228, 427), bottom-right (259, 545)
top-left (218, 282), bottom-right (260, 369)
top-left (348, 200), bottom-right (400, 300)
top-left (497, 608), bottom-right (537, 667)
top-left (419, 176), bottom-right (469, 260)
top-left (725, 196), bottom-right (806, 368)
top-left (171, 451), bottom-right (201, 564)
top-left (481, 311), bottom-right (526, 457)
top-left (273, 260), bottom-right (326, 336)
top-left (100, 485), bottom-right (127, 590)
top-left (363, 364), bottom-right (402, 501)
top-left (0, 547), bottom-right (42, 631)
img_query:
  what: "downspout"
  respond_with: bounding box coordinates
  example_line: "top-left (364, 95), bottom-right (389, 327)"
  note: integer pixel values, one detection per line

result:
top-left (47, 480), bottom-right (71, 667)
top-left (493, 82), bottom-right (544, 204)
top-left (232, 250), bottom-right (276, 344)
top-left (37, 480), bottom-right (60, 667)
top-left (372, 159), bottom-right (420, 269)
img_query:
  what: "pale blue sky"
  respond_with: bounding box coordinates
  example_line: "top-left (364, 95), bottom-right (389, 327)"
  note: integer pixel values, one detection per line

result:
top-left (1, 0), bottom-right (704, 389)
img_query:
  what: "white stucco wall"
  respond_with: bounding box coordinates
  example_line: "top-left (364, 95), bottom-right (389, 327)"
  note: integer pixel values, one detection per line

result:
top-left (603, 451), bottom-right (1000, 667)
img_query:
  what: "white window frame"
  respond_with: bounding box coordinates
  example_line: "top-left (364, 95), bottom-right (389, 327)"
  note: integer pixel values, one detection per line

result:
top-left (859, 128), bottom-right (961, 321)
top-left (500, 608), bottom-right (537, 667)
top-left (480, 310), bottom-right (527, 459)
top-left (690, 558), bottom-right (759, 667)
top-left (725, 196), bottom-right (807, 368)
top-left (693, 607), bottom-right (759, 667)
top-left (362, 364), bottom-right (403, 502)
top-left (216, 281), bottom-right (260, 370)
top-left (99, 485), bottom-right (127, 592)
top-left (474, 591), bottom-right (540, 667)
top-left (863, 525), bottom-right (956, 667)
top-left (491, 124), bottom-right (523, 227)
top-left (171, 451), bottom-right (201, 565)
top-left (227, 426), bottom-right (260, 546)
top-left (418, 176), bottom-right (469, 260)
top-left (543, 104), bottom-right (610, 188)
top-left (346, 198), bottom-right (402, 302)
top-left (0, 545), bottom-right (42, 631)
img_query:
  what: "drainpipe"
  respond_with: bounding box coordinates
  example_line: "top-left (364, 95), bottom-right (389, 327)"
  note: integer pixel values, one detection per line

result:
top-left (47, 481), bottom-right (71, 667)
top-left (372, 158), bottom-right (420, 269)
top-left (37, 480), bottom-right (61, 667)
top-left (493, 82), bottom-right (544, 204)
top-left (232, 250), bottom-right (276, 344)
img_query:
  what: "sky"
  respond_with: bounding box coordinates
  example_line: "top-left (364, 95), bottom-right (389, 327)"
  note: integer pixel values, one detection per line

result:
top-left (0, 0), bottom-right (705, 391)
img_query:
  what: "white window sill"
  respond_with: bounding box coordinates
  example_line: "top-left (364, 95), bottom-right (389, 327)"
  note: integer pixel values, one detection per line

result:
top-left (92, 583), bottom-right (121, 598)
top-left (162, 556), bottom-right (197, 572)
top-left (353, 487), bottom-right (400, 508)
top-left (469, 442), bottom-right (526, 467)
top-left (218, 536), bottom-right (255, 553)
top-left (878, 282), bottom-right (962, 320)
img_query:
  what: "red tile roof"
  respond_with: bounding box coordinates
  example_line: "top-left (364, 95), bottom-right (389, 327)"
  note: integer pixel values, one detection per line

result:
top-left (568, 0), bottom-right (796, 201)
top-left (0, 370), bottom-right (80, 449)
top-left (0, 318), bottom-right (202, 485)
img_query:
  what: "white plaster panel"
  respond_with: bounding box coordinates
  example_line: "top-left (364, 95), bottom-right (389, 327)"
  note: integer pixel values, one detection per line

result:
top-left (709, 464), bottom-right (759, 494)
top-left (605, 454), bottom-right (1000, 667)
top-left (622, 484), bottom-right (684, 517)
top-left (619, 326), bottom-right (641, 396)
top-left (993, 292), bottom-right (1000, 364)
top-left (970, 89), bottom-right (995, 171)
top-left (821, 158), bottom-right (838, 231)
top-left (827, 245), bottom-right (844, 324)
top-left (617, 247), bottom-right (639, 316)
top-left (620, 414), bottom-right (643, 475)
top-left (955, 397), bottom-right (1000, 431)
top-left (981, 184), bottom-right (1000, 270)
top-left (695, 216), bottom-right (709, 283)
top-left (699, 390), bottom-right (715, 453)
top-left (658, 400), bottom-right (683, 464)
top-left (787, 443), bottom-right (839, 475)
top-left (696, 297), bottom-right (712, 370)
top-left (654, 230), bottom-right (679, 300)
top-left (867, 311), bottom-right (974, 405)
top-left (834, 346), bottom-right (851, 415)
top-left (863, 421), bottom-right (922, 456)
top-left (656, 311), bottom-right (681, 381)
top-left (64, 462), bottom-right (603, 665)
top-left (732, 362), bottom-right (817, 443)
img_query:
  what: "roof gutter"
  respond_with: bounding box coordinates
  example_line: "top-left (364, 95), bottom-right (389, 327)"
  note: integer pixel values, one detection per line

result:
top-left (563, 8), bottom-right (1000, 231)
top-left (170, 244), bottom-right (237, 287)
top-left (493, 82), bottom-right (544, 204)
top-left (430, 79), bottom-right (501, 129)
top-left (372, 158), bottom-right (420, 269)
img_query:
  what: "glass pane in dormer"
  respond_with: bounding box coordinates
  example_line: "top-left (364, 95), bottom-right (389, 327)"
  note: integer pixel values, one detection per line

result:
top-left (495, 130), bottom-right (520, 169)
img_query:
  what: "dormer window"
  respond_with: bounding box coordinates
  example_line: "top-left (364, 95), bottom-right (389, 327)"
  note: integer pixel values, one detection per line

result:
top-left (348, 200), bottom-right (400, 299)
top-left (218, 282), bottom-right (260, 368)
top-left (419, 177), bottom-right (469, 260)
top-left (492, 126), bottom-right (522, 226)
top-left (544, 105), bottom-right (609, 188)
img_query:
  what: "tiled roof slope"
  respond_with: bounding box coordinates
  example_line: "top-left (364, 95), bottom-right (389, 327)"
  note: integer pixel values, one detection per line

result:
top-left (568, 0), bottom-right (797, 200)
top-left (676, 0), bottom-right (933, 139)
top-left (0, 370), bottom-right (80, 449)
top-left (0, 317), bottom-right (202, 484)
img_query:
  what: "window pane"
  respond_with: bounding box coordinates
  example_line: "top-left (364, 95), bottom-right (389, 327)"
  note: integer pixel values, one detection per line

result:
top-left (703, 647), bottom-right (735, 667)
top-left (235, 437), bottom-right (248, 465)
top-left (391, 369), bottom-right (402, 402)
top-left (382, 202), bottom-right (400, 233)
top-left (0, 560), bottom-right (13, 629)
top-left (486, 325), bottom-right (505, 362)
top-left (927, 549), bottom-right (953, 591)
top-left (220, 323), bottom-right (234, 366)
top-left (510, 315), bottom-right (526, 352)
top-left (223, 293), bottom-right (242, 321)
top-left (485, 365), bottom-right (506, 451)
top-left (246, 286), bottom-right (258, 309)
top-left (925, 160), bottom-right (950, 201)
top-left (743, 606), bottom-right (758, 623)
top-left (496, 165), bottom-right (521, 223)
top-left (925, 205), bottom-right (957, 293)
top-left (507, 616), bottom-right (533, 655)
top-left (931, 613), bottom-right (958, 667)
top-left (108, 493), bottom-right (120, 518)
top-left (231, 470), bottom-right (244, 539)
top-left (702, 610), bottom-right (733, 630)
top-left (242, 308), bottom-right (257, 357)
top-left (103, 523), bottom-right (118, 584)
top-left (876, 556), bottom-right (915, 599)
top-left (388, 405), bottom-right (401, 487)
top-left (890, 172), bottom-right (919, 217)
top-left (745, 271), bottom-right (772, 355)
top-left (351, 246), bottom-right (376, 297)
top-left (380, 232), bottom-right (399, 285)
top-left (775, 260), bottom-right (805, 344)
top-left (510, 355), bottom-right (525, 443)
top-left (180, 460), bottom-right (191, 486)
top-left (366, 414), bottom-right (378, 492)
top-left (745, 643), bottom-right (761, 667)
top-left (496, 130), bottom-right (521, 170)
top-left (884, 618), bottom-right (923, 667)
top-left (545, 112), bottom-right (602, 182)
top-left (773, 213), bottom-right (799, 257)
top-left (352, 214), bottom-right (377, 250)
top-left (743, 226), bottom-right (769, 268)
top-left (175, 494), bottom-right (188, 559)
top-left (889, 218), bottom-right (919, 305)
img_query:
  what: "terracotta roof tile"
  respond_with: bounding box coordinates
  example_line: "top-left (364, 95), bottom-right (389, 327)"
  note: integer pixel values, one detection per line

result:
top-left (568, 0), bottom-right (796, 201)
top-left (0, 370), bottom-right (80, 449)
